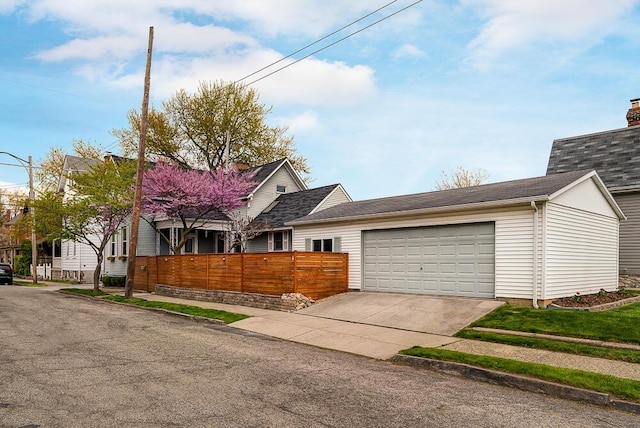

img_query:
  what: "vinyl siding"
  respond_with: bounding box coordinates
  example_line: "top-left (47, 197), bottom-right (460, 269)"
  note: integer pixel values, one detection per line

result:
top-left (60, 238), bottom-right (97, 282)
top-left (313, 187), bottom-right (351, 213)
top-left (614, 192), bottom-right (640, 274)
top-left (248, 167), bottom-right (305, 218)
top-left (103, 217), bottom-right (157, 276)
top-left (293, 207), bottom-right (536, 298)
top-left (544, 203), bottom-right (619, 299)
top-left (552, 178), bottom-right (618, 218)
top-left (247, 233), bottom-right (269, 252)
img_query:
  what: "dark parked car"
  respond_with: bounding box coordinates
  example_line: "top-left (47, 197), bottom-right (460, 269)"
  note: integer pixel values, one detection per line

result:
top-left (0, 263), bottom-right (13, 285)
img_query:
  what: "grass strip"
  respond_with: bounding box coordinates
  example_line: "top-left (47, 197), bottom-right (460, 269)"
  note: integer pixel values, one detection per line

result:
top-left (61, 288), bottom-right (109, 297)
top-left (455, 330), bottom-right (640, 363)
top-left (470, 303), bottom-right (640, 344)
top-left (400, 346), bottom-right (640, 402)
top-left (12, 280), bottom-right (48, 287)
top-left (104, 295), bottom-right (249, 324)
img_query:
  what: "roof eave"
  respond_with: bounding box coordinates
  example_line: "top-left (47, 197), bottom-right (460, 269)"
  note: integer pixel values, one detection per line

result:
top-left (287, 196), bottom-right (551, 227)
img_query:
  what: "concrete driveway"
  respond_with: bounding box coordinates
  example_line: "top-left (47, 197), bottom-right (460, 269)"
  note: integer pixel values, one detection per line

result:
top-left (298, 292), bottom-right (504, 336)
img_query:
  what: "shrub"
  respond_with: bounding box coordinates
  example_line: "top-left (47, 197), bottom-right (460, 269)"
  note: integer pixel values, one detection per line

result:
top-left (101, 275), bottom-right (126, 287)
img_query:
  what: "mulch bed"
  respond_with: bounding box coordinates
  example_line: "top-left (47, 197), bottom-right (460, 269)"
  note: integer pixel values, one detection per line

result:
top-left (552, 290), bottom-right (638, 308)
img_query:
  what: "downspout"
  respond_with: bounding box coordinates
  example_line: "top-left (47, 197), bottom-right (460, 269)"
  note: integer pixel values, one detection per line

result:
top-left (531, 201), bottom-right (539, 309)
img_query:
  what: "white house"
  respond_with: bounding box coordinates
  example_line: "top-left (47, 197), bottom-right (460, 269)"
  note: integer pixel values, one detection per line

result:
top-left (289, 170), bottom-right (625, 307)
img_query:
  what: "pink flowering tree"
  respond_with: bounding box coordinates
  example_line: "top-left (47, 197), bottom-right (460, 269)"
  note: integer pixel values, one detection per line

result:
top-left (142, 162), bottom-right (256, 254)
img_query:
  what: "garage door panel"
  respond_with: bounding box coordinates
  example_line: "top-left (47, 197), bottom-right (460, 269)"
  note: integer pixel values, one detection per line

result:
top-left (363, 222), bottom-right (495, 298)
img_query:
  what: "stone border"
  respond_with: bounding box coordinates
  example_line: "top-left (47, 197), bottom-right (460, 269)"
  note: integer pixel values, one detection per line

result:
top-left (393, 354), bottom-right (640, 414)
top-left (155, 284), bottom-right (299, 312)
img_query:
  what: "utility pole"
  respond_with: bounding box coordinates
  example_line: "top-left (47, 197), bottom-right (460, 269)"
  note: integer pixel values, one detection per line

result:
top-left (125, 26), bottom-right (154, 299)
top-left (29, 156), bottom-right (37, 284)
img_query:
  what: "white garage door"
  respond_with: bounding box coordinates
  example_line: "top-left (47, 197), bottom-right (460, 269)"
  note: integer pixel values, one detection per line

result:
top-left (363, 222), bottom-right (495, 298)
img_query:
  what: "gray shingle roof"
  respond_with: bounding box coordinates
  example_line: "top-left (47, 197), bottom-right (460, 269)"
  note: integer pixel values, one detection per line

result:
top-left (289, 170), bottom-right (593, 225)
top-left (242, 158), bottom-right (286, 189)
top-left (546, 125), bottom-right (640, 191)
top-left (254, 184), bottom-right (341, 228)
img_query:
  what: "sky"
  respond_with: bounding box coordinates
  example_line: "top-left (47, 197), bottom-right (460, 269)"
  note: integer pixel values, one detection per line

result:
top-left (1, 0), bottom-right (639, 202)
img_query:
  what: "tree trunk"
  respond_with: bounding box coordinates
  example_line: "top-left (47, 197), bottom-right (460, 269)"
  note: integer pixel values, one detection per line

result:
top-left (93, 260), bottom-right (102, 292)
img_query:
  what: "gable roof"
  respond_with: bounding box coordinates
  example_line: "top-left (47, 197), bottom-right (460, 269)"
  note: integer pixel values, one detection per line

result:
top-left (253, 184), bottom-right (343, 228)
top-left (56, 155), bottom-right (101, 193)
top-left (546, 125), bottom-right (640, 192)
top-left (289, 170), bottom-right (621, 225)
top-left (243, 158), bottom-right (308, 197)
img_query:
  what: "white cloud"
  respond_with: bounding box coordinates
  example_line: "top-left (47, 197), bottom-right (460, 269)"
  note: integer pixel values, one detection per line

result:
top-left (13, 0), bottom-right (379, 107)
top-left (465, 0), bottom-right (639, 68)
top-left (392, 43), bottom-right (426, 60)
top-left (277, 111), bottom-right (321, 134)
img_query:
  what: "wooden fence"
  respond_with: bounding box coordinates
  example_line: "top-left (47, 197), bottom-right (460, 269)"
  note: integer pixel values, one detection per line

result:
top-left (133, 252), bottom-right (348, 300)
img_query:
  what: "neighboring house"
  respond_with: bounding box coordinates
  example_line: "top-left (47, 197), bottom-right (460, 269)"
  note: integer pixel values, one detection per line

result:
top-left (248, 183), bottom-right (351, 252)
top-left (56, 155), bottom-right (101, 282)
top-left (546, 98), bottom-right (640, 275)
top-left (0, 209), bottom-right (25, 266)
top-left (289, 170), bottom-right (624, 307)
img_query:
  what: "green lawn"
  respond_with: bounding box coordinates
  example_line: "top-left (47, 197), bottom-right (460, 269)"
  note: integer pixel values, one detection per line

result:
top-left (400, 346), bottom-right (640, 403)
top-left (469, 303), bottom-right (640, 344)
top-left (104, 295), bottom-right (250, 324)
top-left (60, 288), bottom-right (109, 296)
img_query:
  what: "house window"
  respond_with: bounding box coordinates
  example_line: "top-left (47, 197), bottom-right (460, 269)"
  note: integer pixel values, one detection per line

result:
top-left (268, 231), bottom-right (288, 252)
top-left (73, 241), bottom-right (77, 256)
top-left (110, 235), bottom-right (116, 256)
top-left (276, 185), bottom-right (286, 193)
top-left (307, 237), bottom-right (341, 252)
top-left (121, 226), bottom-right (128, 256)
top-left (184, 236), bottom-right (194, 254)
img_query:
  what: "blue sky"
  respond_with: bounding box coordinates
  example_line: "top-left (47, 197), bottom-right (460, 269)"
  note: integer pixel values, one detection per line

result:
top-left (1, 0), bottom-right (639, 201)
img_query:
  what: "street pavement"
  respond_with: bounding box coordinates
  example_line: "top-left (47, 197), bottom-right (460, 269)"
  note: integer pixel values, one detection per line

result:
top-left (1, 285), bottom-right (638, 427)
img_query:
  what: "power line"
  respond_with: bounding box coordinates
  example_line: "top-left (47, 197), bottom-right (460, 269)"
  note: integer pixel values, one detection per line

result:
top-left (241, 0), bottom-right (424, 87)
top-left (234, 0), bottom-right (401, 84)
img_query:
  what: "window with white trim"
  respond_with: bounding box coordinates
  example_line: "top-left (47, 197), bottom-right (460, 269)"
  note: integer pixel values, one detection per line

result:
top-left (268, 231), bottom-right (288, 252)
top-left (276, 185), bottom-right (286, 193)
top-left (110, 234), bottom-right (116, 257)
top-left (306, 237), bottom-right (341, 252)
top-left (121, 226), bottom-right (128, 256)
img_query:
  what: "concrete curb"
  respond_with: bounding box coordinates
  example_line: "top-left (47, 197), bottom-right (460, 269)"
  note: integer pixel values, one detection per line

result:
top-left (392, 354), bottom-right (640, 414)
top-left (57, 290), bottom-right (227, 325)
top-left (468, 327), bottom-right (640, 351)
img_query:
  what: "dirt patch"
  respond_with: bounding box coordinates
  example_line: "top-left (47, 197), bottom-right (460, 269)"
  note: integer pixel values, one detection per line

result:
top-left (552, 290), bottom-right (638, 308)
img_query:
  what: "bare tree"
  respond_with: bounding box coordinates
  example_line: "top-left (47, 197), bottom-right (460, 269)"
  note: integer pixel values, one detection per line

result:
top-left (224, 211), bottom-right (272, 253)
top-left (435, 166), bottom-right (489, 190)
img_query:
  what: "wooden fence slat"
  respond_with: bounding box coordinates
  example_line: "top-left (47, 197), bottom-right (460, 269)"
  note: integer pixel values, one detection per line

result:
top-left (132, 251), bottom-right (347, 299)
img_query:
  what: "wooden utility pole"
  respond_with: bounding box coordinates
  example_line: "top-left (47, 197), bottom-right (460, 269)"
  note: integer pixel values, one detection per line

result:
top-left (125, 26), bottom-right (154, 299)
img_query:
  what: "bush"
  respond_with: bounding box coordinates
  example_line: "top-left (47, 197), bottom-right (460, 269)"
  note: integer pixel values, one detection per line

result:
top-left (13, 254), bottom-right (31, 276)
top-left (101, 275), bottom-right (126, 287)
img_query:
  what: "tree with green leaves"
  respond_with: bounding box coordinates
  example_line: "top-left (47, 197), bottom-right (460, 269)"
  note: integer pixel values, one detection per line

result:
top-left (113, 80), bottom-right (309, 175)
top-left (36, 140), bottom-right (106, 192)
top-left (60, 158), bottom-right (136, 291)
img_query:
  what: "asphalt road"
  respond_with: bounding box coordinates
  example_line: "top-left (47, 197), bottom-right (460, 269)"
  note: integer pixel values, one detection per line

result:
top-left (0, 286), bottom-right (637, 428)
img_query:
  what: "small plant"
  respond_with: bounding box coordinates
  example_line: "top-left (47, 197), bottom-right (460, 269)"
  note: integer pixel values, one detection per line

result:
top-left (598, 288), bottom-right (607, 297)
top-left (573, 292), bottom-right (582, 303)
top-left (618, 286), bottom-right (629, 295)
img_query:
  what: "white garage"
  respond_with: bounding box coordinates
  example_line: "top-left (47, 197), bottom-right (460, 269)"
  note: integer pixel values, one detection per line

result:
top-left (289, 170), bottom-right (625, 306)
top-left (362, 222), bottom-right (495, 297)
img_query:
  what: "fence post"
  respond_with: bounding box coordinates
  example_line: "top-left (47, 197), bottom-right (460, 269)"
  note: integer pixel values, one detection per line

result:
top-left (240, 253), bottom-right (244, 293)
top-left (292, 251), bottom-right (298, 293)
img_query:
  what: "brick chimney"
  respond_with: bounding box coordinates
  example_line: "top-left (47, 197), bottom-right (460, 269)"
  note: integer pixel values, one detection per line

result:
top-left (627, 98), bottom-right (640, 127)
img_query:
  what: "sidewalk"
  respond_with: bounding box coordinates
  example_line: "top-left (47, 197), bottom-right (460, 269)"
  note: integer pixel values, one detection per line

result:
top-left (129, 291), bottom-right (640, 382)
